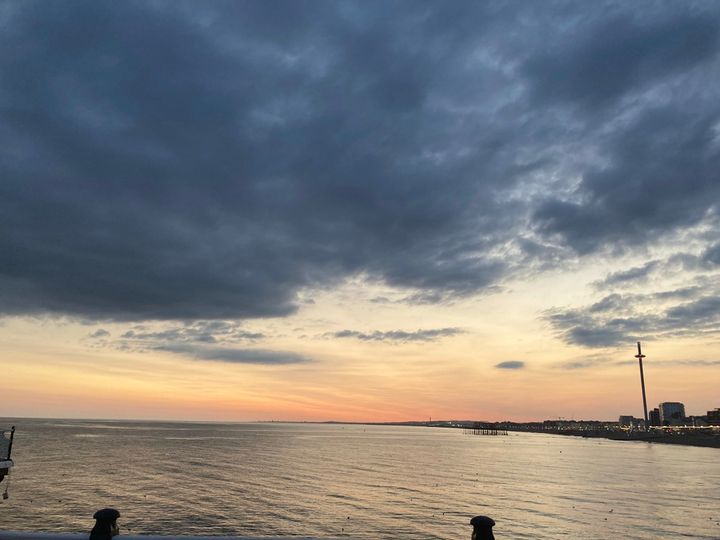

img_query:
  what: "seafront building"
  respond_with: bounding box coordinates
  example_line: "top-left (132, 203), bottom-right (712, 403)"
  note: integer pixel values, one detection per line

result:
top-left (659, 402), bottom-right (686, 425)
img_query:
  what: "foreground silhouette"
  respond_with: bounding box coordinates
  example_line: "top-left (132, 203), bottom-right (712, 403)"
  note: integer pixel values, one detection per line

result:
top-left (87, 508), bottom-right (494, 538)
top-left (89, 508), bottom-right (120, 540)
top-left (470, 515), bottom-right (496, 540)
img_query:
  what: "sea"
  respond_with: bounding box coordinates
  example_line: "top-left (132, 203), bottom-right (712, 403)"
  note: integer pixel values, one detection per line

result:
top-left (0, 419), bottom-right (718, 539)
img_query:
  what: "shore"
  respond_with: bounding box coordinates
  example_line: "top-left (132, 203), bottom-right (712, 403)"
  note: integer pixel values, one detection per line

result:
top-left (315, 420), bottom-right (720, 449)
top-left (530, 428), bottom-right (720, 448)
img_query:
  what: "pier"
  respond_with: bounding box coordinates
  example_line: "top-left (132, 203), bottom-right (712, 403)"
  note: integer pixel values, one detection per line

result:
top-left (464, 422), bottom-right (508, 436)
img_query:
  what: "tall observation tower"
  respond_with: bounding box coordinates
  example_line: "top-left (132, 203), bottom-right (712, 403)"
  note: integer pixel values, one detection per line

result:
top-left (635, 342), bottom-right (650, 430)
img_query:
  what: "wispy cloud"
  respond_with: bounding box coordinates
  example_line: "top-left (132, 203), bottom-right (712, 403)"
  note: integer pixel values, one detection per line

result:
top-left (154, 344), bottom-right (310, 365)
top-left (85, 320), bottom-right (286, 365)
top-left (328, 327), bottom-right (464, 343)
top-left (119, 321), bottom-right (264, 344)
top-left (560, 357), bottom-right (720, 370)
top-left (593, 261), bottom-right (659, 289)
top-left (546, 273), bottom-right (720, 348)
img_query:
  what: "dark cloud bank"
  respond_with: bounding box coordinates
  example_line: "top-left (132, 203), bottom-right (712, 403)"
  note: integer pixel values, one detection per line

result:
top-left (2, 1), bottom-right (720, 336)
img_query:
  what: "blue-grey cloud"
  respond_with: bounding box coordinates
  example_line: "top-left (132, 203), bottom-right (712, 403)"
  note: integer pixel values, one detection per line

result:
top-left (557, 356), bottom-right (612, 370)
top-left (666, 296), bottom-right (720, 324)
top-left (523, 14), bottom-right (719, 109)
top-left (614, 358), bottom-right (720, 367)
top-left (117, 321), bottom-right (264, 344)
top-left (594, 262), bottom-right (659, 289)
top-left (703, 243), bottom-right (720, 266)
top-left (154, 344), bottom-right (309, 365)
top-left (495, 360), bottom-right (525, 370)
top-left (533, 109), bottom-right (720, 254)
top-left (1, 1), bottom-right (719, 322)
top-left (329, 327), bottom-right (464, 342)
top-left (91, 320), bottom-right (267, 362)
top-left (546, 282), bottom-right (720, 348)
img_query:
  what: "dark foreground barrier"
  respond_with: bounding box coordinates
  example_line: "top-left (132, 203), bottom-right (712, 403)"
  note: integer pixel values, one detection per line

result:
top-left (0, 509), bottom-right (497, 539)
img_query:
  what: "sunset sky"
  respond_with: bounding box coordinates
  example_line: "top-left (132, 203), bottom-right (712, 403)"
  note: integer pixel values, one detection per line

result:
top-left (2, 1), bottom-right (719, 422)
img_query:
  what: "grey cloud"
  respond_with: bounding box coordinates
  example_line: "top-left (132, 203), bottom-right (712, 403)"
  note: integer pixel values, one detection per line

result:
top-left (615, 358), bottom-right (720, 367)
top-left (92, 319), bottom-right (299, 364)
top-left (650, 287), bottom-right (702, 301)
top-left (666, 296), bottom-right (720, 324)
top-left (552, 355), bottom-right (715, 370)
top-left (534, 108), bottom-right (720, 254)
top-left (558, 356), bottom-right (720, 370)
top-left (88, 328), bottom-right (110, 338)
top-left (0, 0), bottom-right (515, 320)
top-left (400, 292), bottom-right (450, 306)
top-left (154, 344), bottom-right (308, 365)
top-left (703, 243), bottom-right (720, 266)
top-left (1, 1), bottom-right (719, 322)
top-left (524, 14), bottom-right (719, 109)
top-left (585, 287), bottom-right (702, 314)
top-left (329, 327), bottom-right (464, 342)
top-left (595, 262), bottom-right (659, 289)
top-left (588, 294), bottom-right (626, 314)
top-left (565, 325), bottom-right (633, 348)
top-left (495, 360), bottom-right (525, 370)
top-left (92, 320), bottom-right (266, 362)
top-left (662, 359), bottom-right (720, 367)
top-left (545, 302), bottom-right (643, 348)
top-left (114, 321), bottom-right (264, 344)
top-left (547, 282), bottom-right (720, 348)
top-left (557, 357), bottom-right (610, 370)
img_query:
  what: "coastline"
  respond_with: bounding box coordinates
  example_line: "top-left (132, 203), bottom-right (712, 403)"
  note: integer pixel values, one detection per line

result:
top-left (315, 420), bottom-right (720, 449)
top-left (530, 428), bottom-right (720, 448)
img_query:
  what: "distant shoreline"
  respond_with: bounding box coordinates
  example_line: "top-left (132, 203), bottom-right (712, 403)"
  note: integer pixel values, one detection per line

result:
top-left (4, 417), bottom-right (719, 448)
top-left (524, 428), bottom-right (720, 448)
top-left (315, 420), bottom-right (720, 449)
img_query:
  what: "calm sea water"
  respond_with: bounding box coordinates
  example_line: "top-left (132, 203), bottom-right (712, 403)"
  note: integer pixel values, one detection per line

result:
top-left (0, 419), bottom-right (718, 539)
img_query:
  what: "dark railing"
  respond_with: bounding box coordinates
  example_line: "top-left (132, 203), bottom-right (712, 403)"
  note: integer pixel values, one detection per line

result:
top-left (0, 509), bottom-right (496, 540)
top-left (1, 426), bottom-right (15, 461)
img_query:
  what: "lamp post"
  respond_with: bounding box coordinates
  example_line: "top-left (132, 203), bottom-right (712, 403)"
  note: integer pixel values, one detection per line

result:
top-left (635, 342), bottom-right (650, 431)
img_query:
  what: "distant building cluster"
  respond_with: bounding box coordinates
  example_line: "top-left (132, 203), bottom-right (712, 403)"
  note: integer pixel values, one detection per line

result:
top-left (627, 344), bottom-right (718, 431)
top-left (619, 402), bottom-right (720, 428)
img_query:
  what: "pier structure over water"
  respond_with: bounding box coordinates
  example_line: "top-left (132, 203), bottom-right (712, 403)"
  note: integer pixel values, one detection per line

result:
top-left (464, 422), bottom-right (508, 436)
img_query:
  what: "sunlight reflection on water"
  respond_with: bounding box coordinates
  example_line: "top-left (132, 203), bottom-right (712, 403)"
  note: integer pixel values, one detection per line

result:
top-left (0, 419), bottom-right (718, 539)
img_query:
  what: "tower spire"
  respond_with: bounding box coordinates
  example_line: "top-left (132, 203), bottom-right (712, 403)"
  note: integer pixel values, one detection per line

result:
top-left (635, 342), bottom-right (649, 431)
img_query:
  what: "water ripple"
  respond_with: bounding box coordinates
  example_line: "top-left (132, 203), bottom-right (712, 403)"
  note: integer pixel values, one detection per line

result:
top-left (0, 420), bottom-right (718, 539)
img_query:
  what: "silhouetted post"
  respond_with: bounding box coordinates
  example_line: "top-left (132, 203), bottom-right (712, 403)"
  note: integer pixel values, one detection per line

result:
top-left (90, 508), bottom-right (121, 540)
top-left (6, 427), bottom-right (14, 460)
top-left (635, 342), bottom-right (649, 431)
top-left (470, 515), bottom-right (495, 540)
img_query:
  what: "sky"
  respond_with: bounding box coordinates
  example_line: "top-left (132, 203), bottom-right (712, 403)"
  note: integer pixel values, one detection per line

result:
top-left (1, 0), bottom-right (720, 422)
